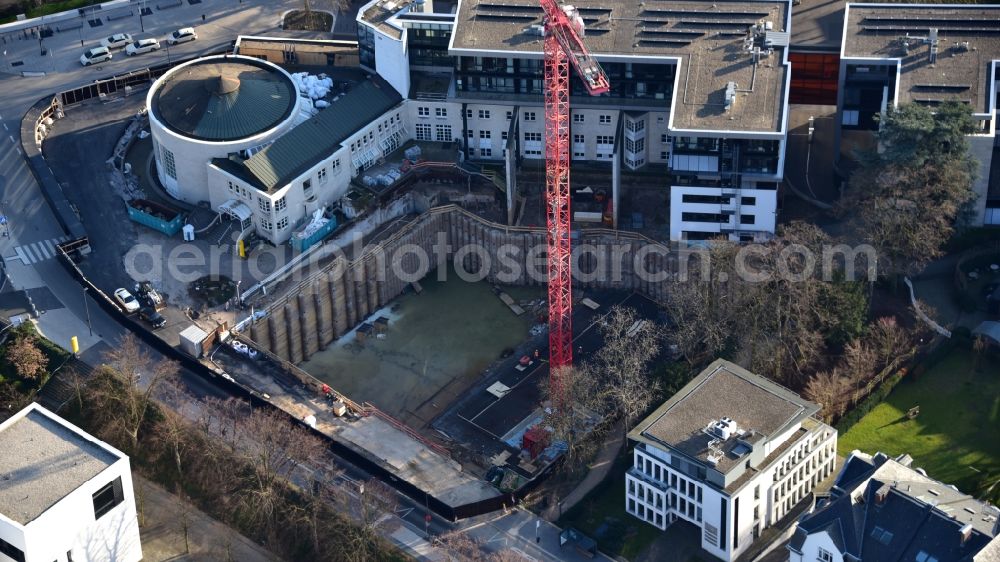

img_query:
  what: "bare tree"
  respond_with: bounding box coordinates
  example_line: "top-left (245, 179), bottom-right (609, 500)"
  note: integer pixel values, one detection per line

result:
top-left (804, 369), bottom-right (850, 423)
top-left (591, 305), bottom-right (661, 436)
top-left (538, 364), bottom-right (604, 471)
top-left (86, 334), bottom-right (178, 451)
top-left (338, 478), bottom-right (399, 562)
top-left (6, 335), bottom-right (47, 381)
top-left (434, 531), bottom-right (532, 562)
top-left (151, 391), bottom-right (196, 482)
top-left (226, 407), bottom-right (325, 533)
top-left (868, 316), bottom-right (910, 369)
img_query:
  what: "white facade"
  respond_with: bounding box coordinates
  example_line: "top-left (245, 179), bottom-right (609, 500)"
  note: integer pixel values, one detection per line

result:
top-left (0, 405), bottom-right (142, 562)
top-left (789, 532), bottom-right (843, 562)
top-left (204, 105), bottom-right (406, 245)
top-left (626, 424), bottom-right (836, 561)
top-left (670, 186), bottom-right (778, 242)
top-left (147, 55), bottom-right (302, 205)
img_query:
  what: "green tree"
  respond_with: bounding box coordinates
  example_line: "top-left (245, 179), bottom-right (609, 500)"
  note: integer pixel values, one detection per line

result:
top-left (844, 101), bottom-right (978, 278)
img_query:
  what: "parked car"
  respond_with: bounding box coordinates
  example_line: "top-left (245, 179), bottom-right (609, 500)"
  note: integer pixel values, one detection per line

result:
top-left (125, 38), bottom-right (160, 56)
top-left (139, 307), bottom-right (166, 329)
top-left (101, 33), bottom-right (133, 49)
top-left (114, 288), bottom-right (141, 313)
top-left (79, 46), bottom-right (112, 66)
top-left (166, 27), bottom-right (197, 45)
top-left (135, 281), bottom-right (164, 309)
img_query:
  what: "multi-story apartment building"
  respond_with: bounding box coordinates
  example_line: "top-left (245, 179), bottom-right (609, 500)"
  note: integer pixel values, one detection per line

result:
top-left (0, 404), bottom-right (143, 562)
top-left (835, 4), bottom-right (1000, 226)
top-left (789, 450), bottom-right (1000, 562)
top-left (626, 359), bottom-right (837, 562)
top-left (357, 0), bottom-right (793, 241)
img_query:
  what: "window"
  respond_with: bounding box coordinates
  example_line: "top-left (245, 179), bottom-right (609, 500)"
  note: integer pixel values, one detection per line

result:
top-left (275, 196), bottom-right (287, 212)
top-left (93, 476), bottom-right (124, 520)
top-left (573, 134), bottom-right (585, 144)
top-left (258, 198), bottom-right (271, 213)
top-left (482, 148), bottom-right (493, 157)
top-left (524, 132), bottom-right (542, 142)
top-left (870, 527), bottom-right (893, 546)
top-left (626, 119), bottom-right (645, 132)
top-left (260, 219), bottom-right (273, 231)
top-left (466, 109), bottom-right (473, 118)
top-left (331, 160), bottom-right (341, 173)
top-left (277, 217), bottom-right (289, 230)
top-left (467, 129), bottom-right (474, 138)
top-left (599, 114), bottom-right (612, 124)
top-left (0, 538), bottom-right (23, 562)
top-left (303, 179), bottom-right (312, 192)
top-left (318, 168), bottom-right (327, 183)
top-left (435, 107), bottom-right (447, 118)
top-left (660, 151), bottom-right (669, 160)
top-left (162, 147), bottom-right (176, 179)
top-left (754, 485), bottom-right (760, 500)
top-left (506, 111), bottom-right (512, 120)
top-left (480, 130), bottom-right (491, 139)
top-left (418, 106), bottom-right (430, 117)
top-left (916, 551), bottom-right (939, 562)
top-left (817, 547), bottom-right (833, 562)
top-left (573, 152), bottom-right (585, 158)
top-left (596, 135), bottom-right (614, 145)
top-left (479, 109), bottom-right (491, 119)
top-left (435, 124), bottom-right (452, 142)
top-left (742, 196), bottom-right (756, 205)
top-left (524, 111), bottom-right (536, 121)
top-left (573, 114), bottom-right (585, 123)
top-left (661, 134), bottom-right (671, 143)
top-left (415, 123), bottom-right (432, 140)
top-left (842, 109), bottom-right (859, 126)
top-left (524, 148), bottom-right (542, 156)
top-left (501, 131), bottom-right (508, 141)
top-left (626, 138), bottom-right (645, 153)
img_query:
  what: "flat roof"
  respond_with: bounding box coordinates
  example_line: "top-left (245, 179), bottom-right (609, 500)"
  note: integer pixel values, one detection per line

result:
top-left (630, 359), bottom-right (819, 475)
top-left (790, 0), bottom-right (845, 50)
top-left (0, 405), bottom-right (119, 525)
top-left (843, 4), bottom-right (1000, 115)
top-left (360, 0), bottom-right (457, 39)
top-left (450, 0), bottom-right (790, 133)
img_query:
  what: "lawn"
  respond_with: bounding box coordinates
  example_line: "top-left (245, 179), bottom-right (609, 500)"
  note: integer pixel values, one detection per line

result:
top-left (838, 349), bottom-right (1000, 498)
top-left (558, 455), bottom-right (662, 560)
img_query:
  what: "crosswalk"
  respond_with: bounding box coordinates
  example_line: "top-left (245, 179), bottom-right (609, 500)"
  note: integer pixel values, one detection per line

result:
top-left (12, 236), bottom-right (70, 265)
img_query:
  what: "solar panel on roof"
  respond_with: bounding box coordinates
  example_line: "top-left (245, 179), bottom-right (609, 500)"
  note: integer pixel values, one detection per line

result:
top-left (861, 24), bottom-right (1000, 34)
top-left (477, 11), bottom-right (535, 19)
top-left (637, 38), bottom-right (692, 47)
top-left (913, 84), bottom-right (972, 91)
top-left (638, 29), bottom-right (704, 38)
top-left (680, 20), bottom-right (758, 28)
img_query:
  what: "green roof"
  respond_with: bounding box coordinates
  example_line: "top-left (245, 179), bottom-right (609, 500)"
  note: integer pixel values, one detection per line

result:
top-left (221, 78), bottom-right (402, 193)
top-left (151, 57), bottom-right (297, 142)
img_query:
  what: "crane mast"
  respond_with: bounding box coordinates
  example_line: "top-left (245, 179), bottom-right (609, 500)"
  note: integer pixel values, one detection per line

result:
top-left (540, 0), bottom-right (609, 405)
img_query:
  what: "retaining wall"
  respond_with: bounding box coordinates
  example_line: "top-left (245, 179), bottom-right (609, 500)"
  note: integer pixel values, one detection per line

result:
top-left (243, 205), bottom-right (674, 364)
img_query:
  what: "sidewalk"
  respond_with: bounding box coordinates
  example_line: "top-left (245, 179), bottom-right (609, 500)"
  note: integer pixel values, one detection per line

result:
top-left (543, 421), bottom-right (626, 521)
top-left (460, 507), bottom-right (616, 562)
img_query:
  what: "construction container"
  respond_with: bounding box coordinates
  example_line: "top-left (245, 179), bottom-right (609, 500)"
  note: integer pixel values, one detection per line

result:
top-left (179, 325), bottom-right (209, 358)
top-left (290, 212), bottom-right (338, 253)
top-left (126, 198), bottom-right (184, 236)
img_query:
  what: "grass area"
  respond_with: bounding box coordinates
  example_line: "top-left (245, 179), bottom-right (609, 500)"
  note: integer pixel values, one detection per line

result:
top-left (0, 0), bottom-right (102, 24)
top-left (838, 349), bottom-right (1000, 499)
top-left (558, 455), bottom-right (661, 561)
top-left (282, 9), bottom-right (333, 31)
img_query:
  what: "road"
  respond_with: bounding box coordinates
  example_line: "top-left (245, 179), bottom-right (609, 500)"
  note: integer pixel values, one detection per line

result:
top-left (0, 2), bottom-right (616, 560)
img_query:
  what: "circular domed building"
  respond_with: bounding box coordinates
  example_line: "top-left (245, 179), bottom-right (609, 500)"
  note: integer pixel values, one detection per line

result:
top-left (147, 55), bottom-right (301, 205)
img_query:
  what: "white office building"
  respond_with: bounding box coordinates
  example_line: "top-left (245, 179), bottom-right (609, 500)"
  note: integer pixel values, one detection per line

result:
top-left (626, 359), bottom-right (837, 562)
top-left (355, 0), bottom-right (792, 241)
top-left (0, 404), bottom-right (142, 562)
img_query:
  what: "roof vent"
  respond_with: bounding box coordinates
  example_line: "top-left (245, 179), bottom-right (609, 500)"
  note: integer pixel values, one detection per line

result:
top-left (960, 523), bottom-right (974, 544)
top-left (211, 74), bottom-right (241, 96)
top-left (724, 82), bottom-right (737, 112)
top-left (706, 417), bottom-right (739, 440)
top-left (875, 483), bottom-right (891, 504)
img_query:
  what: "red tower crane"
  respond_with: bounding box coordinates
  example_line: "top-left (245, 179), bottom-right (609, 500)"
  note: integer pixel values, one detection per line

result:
top-left (540, 0), bottom-right (609, 401)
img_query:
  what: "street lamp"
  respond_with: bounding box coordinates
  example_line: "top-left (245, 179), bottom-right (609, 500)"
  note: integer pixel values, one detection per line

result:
top-left (82, 286), bottom-right (93, 337)
top-left (138, 0), bottom-right (146, 33)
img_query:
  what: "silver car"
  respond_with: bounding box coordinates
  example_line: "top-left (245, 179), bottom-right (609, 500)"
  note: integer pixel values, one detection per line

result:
top-left (79, 46), bottom-right (112, 66)
top-left (101, 33), bottom-right (133, 49)
top-left (125, 38), bottom-right (160, 56)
